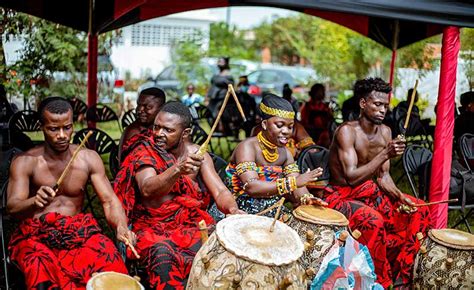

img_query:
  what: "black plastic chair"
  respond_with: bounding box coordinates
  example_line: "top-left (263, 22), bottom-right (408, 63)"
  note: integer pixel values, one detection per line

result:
top-left (209, 152), bottom-right (228, 183)
top-left (191, 124), bottom-right (210, 148)
top-left (69, 98), bottom-right (87, 122)
top-left (459, 133), bottom-right (474, 171)
top-left (8, 110), bottom-right (41, 132)
top-left (109, 145), bottom-right (120, 179)
top-left (397, 118), bottom-right (432, 150)
top-left (85, 105), bottom-right (121, 131)
top-left (121, 109), bottom-right (136, 129)
top-left (297, 145), bottom-right (330, 187)
top-left (402, 145), bottom-right (433, 200)
top-left (73, 128), bottom-right (117, 155)
top-left (195, 105), bottom-right (214, 127)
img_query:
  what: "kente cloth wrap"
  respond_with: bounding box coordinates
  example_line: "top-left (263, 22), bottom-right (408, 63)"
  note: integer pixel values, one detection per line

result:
top-left (121, 128), bottom-right (152, 160)
top-left (113, 134), bottom-right (214, 290)
top-left (226, 163), bottom-right (290, 217)
top-left (323, 180), bottom-right (430, 288)
top-left (9, 212), bottom-right (127, 290)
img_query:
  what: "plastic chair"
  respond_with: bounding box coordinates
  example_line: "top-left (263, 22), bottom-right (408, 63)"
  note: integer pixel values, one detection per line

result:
top-left (73, 128), bottom-right (117, 155)
top-left (208, 152), bottom-right (228, 183)
top-left (297, 145), bottom-right (330, 187)
top-left (402, 145), bottom-right (433, 200)
top-left (459, 133), bottom-right (474, 171)
top-left (8, 110), bottom-right (41, 132)
top-left (191, 124), bottom-right (210, 148)
top-left (85, 105), bottom-right (121, 131)
top-left (109, 145), bottom-right (120, 179)
top-left (69, 98), bottom-right (87, 122)
top-left (121, 109), bottom-right (136, 129)
top-left (397, 118), bottom-right (432, 150)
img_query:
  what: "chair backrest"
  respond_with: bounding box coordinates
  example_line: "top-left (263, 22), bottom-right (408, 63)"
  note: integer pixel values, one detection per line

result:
top-left (208, 152), bottom-right (228, 182)
top-left (109, 145), bottom-right (120, 178)
top-left (402, 145), bottom-right (433, 199)
top-left (191, 124), bottom-right (208, 146)
top-left (73, 128), bottom-right (117, 155)
top-left (69, 98), bottom-right (88, 122)
top-left (297, 145), bottom-right (330, 181)
top-left (121, 109), bottom-right (136, 129)
top-left (195, 105), bottom-right (214, 127)
top-left (86, 105), bottom-right (119, 123)
top-left (8, 110), bottom-right (41, 132)
top-left (459, 133), bottom-right (474, 171)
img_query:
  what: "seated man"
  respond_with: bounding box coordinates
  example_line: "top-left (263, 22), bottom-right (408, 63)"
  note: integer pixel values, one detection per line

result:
top-left (118, 87), bottom-right (166, 160)
top-left (114, 101), bottom-right (244, 289)
top-left (227, 94), bottom-right (325, 217)
top-left (7, 97), bottom-right (135, 289)
top-left (324, 78), bottom-right (430, 288)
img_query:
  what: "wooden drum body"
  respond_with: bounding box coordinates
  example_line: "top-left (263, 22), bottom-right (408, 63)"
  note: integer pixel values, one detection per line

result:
top-left (187, 215), bottom-right (306, 290)
top-left (86, 272), bottom-right (144, 290)
top-left (413, 229), bottom-right (474, 289)
top-left (286, 205), bottom-right (349, 280)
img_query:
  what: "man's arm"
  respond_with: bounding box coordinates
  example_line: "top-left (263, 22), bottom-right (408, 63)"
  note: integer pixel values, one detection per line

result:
top-left (336, 125), bottom-right (393, 186)
top-left (88, 150), bottom-right (135, 244)
top-left (200, 153), bottom-right (243, 214)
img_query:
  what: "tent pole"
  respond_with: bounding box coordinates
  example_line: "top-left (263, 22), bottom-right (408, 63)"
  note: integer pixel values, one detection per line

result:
top-left (87, 0), bottom-right (97, 128)
top-left (389, 20), bottom-right (399, 102)
top-left (389, 49), bottom-right (397, 100)
top-left (428, 26), bottom-right (460, 229)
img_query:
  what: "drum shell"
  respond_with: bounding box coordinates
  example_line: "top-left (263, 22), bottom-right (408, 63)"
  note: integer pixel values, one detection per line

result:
top-left (286, 215), bottom-right (346, 280)
top-left (187, 232), bottom-right (305, 290)
top-left (413, 234), bottom-right (474, 289)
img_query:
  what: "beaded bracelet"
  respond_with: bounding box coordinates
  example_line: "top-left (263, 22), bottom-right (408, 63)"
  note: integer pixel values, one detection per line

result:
top-left (300, 193), bottom-right (313, 205)
top-left (283, 163), bottom-right (300, 175)
top-left (236, 161), bottom-right (257, 175)
top-left (276, 178), bottom-right (288, 196)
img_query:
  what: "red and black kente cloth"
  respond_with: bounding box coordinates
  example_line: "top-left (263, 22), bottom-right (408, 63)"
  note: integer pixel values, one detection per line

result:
top-left (114, 134), bottom-right (214, 290)
top-left (323, 180), bottom-right (430, 288)
top-left (9, 212), bottom-right (127, 289)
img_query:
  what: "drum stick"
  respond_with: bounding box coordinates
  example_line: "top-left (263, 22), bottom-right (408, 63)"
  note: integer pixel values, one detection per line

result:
top-left (401, 79), bottom-right (419, 136)
top-left (198, 220), bottom-right (209, 243)
top-left (270, 197), bottom-right (285, 232)
top-left (197, 89), bottom-right (231, 155)
top-left (228, 84), bottom-right (247, 122)
top-left (53, 131), bottom-right (93, 191)
top-left (413, 198), bottom-right (458, 207)
top-left (124, 237), bottom-right (140, 259)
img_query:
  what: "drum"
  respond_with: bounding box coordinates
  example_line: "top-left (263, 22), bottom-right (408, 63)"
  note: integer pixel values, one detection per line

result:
top-left (187, 214), bottom-right (305, 289)
top-left (413, 229), bottom-right (474, 289)
top-left (286, 205), bottom-right (349, 281)
top-left (86, 272), bottom-right (144, 290)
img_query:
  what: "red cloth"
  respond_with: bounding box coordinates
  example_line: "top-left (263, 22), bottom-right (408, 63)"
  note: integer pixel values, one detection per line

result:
top-left (114, 135), bottom-right (214, 290)
top-left (323, 180), bottom-right (430, 288)
top-left (9, 212), bottom-right (127, 289)
top-left (300, 100), bottom-right (332, 146)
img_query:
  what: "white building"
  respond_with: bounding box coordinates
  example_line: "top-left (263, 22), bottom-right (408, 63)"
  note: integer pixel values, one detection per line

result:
top-left (111, 10), bottom-right (216, 79)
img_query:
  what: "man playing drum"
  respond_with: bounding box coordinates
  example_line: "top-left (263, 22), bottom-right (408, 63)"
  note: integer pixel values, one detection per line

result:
top-left (226, 94), bottom-right (326, 216)
top-left (324, 78), bottom-right (430, 288)
top-left (114, 101), bottom-right (244, 289)
top-left (7, 97), bottom-right (135, 289)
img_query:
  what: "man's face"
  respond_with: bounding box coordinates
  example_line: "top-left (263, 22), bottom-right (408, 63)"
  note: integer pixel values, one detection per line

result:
top-left (360, 91), bottom-right (389, 125)
top-left (41, 110), bottom-right (73, 152)
top-left (153, 112), bottom-right (189, 151)
top-left (262, 116), bottom-right (294, 147)
top-left (136, 94), bottom-right (162, 126)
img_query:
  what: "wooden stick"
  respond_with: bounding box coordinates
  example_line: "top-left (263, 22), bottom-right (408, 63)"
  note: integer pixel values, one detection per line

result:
top-left (413, 198), bottom-right (458, 207)
top-left (228, 84), bottom-right (247, 122)
top-left (403, 79), bottom-right (419, 130)
top-left (198, 220), bottom-right (209, 244)
top-left (269, 197), bottom-right (285, 232)
top-left (124, 237), bottom-right (140, 259)
top-left (197, 89), bottom-right (232, 155)
top-left (53, 131), bottom-right (93, 190)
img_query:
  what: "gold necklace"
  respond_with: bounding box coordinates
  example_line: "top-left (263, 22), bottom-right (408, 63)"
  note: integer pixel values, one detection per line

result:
top-left (257, 131), bottom-right (279, 163)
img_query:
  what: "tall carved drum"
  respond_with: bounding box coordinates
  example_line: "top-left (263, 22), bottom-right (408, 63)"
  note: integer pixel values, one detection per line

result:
top-left (187, 215), bottom-right (306, 289)
top-left (86, 272), bottom-right (144, 290)
top-left (286, 205), bottom-right (349, 281)
top-left (413, 229), bottom-right (474, 289)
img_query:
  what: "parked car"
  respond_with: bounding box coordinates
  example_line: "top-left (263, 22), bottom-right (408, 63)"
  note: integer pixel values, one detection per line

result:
top-left (246, 66), bottom-right (318, 101)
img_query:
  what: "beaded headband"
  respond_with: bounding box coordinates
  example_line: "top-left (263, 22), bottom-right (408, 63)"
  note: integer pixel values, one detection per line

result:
top-left (259, 102), bottom-right (295, 119)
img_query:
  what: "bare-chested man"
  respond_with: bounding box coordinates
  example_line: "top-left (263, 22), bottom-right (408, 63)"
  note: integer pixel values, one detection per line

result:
top-left (324, 78), bottom-right (430, 288)
top-left (114, 101), bottom-right (244, 289)
top-left (7, 97), bottom-right (135, 289)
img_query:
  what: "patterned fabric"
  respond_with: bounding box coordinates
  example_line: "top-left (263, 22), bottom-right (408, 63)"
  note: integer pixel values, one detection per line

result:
top-left (227, 163), bottom-right (290, 217)
top-left (323, 180), bottom-right (430, 288)
top-left (9, 212), bottom-right (127, 290)
top-left (113, 134), bottom-right (215, 290)
top-left (121, 128), bottom-right (152, 161)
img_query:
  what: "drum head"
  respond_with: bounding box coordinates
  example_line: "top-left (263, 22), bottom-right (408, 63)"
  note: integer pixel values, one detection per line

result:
top-left (216, 215), bottom-right (303, 266)
top-left (86, 272), bottom-right (144, 290)
top-left (293, 205), bottom-right (349, 226)
top-left (429, 229), bottom-right (474, 250)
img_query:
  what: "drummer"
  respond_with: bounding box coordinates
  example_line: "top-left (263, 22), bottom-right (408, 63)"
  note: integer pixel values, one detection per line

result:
top-left (114, 101), bottom-right (244, 289)
top-left (226, 94), bottom-right (326, 216)
top-left (324, 77), bottom-right (430, 288)
top-left (7, 97), bottom-right (133, 289)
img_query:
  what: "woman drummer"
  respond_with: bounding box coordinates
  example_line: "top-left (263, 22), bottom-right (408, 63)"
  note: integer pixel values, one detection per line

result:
top-left (220, 94), bottom-right (326, 217)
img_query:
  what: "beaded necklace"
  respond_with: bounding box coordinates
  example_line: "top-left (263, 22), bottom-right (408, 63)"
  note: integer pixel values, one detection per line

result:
top-left (257, 131), bottom-right (279, 163)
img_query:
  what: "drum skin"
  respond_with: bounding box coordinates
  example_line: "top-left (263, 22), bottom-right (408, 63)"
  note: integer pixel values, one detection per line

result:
top-left (413, 229), bottom-right (474, 289)
top-left (186, 233), bottom-right (305, 290)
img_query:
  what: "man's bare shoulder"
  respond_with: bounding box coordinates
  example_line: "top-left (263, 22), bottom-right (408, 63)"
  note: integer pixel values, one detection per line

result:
top-left (335, 121), bottom-right (357, 137)
top-left (379, 124), bottom-right (392, 138)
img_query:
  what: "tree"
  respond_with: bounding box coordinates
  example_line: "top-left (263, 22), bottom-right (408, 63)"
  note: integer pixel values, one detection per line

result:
top-left (208, 22), bottom-right (257, 60)
top-left (460, 28), bottom-right (474, 91)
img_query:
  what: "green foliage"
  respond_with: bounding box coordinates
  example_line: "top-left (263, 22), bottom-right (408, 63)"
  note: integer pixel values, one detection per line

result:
top-left (397, 35), bottom-right (441, 79)
top-left (208, 22), bottom-right (257, 60)
top-left (460, 28), bottom-right (474, 90)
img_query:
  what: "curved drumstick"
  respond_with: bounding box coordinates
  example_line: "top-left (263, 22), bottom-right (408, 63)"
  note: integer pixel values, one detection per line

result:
top-left (413, 198), bottom-right (458, 207)
top-left (228, 84), bottom-right (247, 122)
top-left (269, 197), bottom-right (285, 232)
top-left (400, 79), bottom-right (419, 138)
top-left (124, 237), bottom-right (140, 259)
top-left (53, 130), bottom-right (93, 191)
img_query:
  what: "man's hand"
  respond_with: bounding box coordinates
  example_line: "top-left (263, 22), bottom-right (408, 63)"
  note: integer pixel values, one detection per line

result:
top-left (378, 179), bottom-right (415, 207)
top-left (296, 167), bottom-right (323, 187)
top-left (116, 225), bottom-right (137, 245)
top-left (177, 153), bottom-right (204, 175)
top-left (385, 137), bottom-right (406, 159)
top-left (227, 207), bottom-right (247, 215)
top-left (34, 186), bottom-right (56, 208)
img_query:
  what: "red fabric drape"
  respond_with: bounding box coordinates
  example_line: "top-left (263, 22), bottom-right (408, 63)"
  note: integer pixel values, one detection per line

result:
top-left (87, 33), bottom-right (98, 128)
top-left (429, 26), bottom-right (460, 229)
